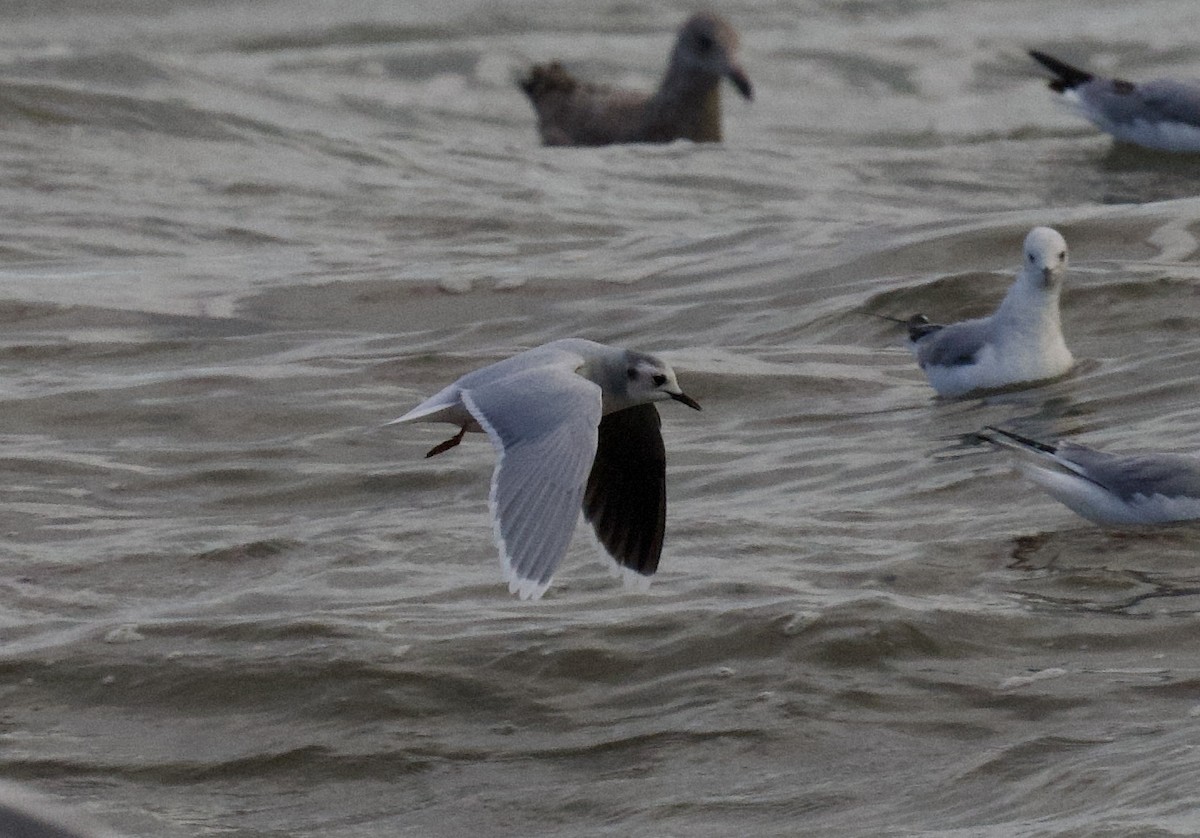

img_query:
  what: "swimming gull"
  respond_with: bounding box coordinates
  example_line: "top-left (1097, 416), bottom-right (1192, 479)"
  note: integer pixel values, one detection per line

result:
top-left (519, 12), bottom-right (753, 146)
top-left (1029, 50), bottom-right (1200, 152)
top-left (893, 226), bottom-right (1073, 398)
top-left (389, 338), bottom-right (701, 600)
top-left (983, 426), bottom-right (1200, 526)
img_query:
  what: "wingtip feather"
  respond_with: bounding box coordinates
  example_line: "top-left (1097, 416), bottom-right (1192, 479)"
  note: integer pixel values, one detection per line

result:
top-left (1028, 50), bottom-right (1094, 92)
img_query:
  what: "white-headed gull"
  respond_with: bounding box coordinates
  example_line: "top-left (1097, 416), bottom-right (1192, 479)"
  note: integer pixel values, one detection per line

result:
top-left (390, 339), bottom-right (701, 599)
top-left (984, 426), bottom-right (1200, 526)
top-left (889, 226), bottom-right (1073, 398)
top-left (1030, 50), bottom-right (1200, 152)
top-left (520, 12), bottom-right (753, 146)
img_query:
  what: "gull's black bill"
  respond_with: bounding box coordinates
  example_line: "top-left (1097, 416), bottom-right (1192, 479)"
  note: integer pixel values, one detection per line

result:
top-left (670, 392), bottom-right (702, 411)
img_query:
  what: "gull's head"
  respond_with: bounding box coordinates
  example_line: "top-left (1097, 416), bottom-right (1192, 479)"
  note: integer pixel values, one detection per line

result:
top-left (1023, 226), bottom-right (1069, 288)
top-left (617, 352), bottom-right (702, 412)
top-left (674, 12), bottom-right (753, 100)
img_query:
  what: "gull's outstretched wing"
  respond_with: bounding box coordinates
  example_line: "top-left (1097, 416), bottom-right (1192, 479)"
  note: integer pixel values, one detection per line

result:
top-left (462, 364), bottom-right (601, 600)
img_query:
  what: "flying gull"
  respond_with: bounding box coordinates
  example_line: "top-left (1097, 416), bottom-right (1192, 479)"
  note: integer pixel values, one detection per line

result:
top-left (519, 12), bottom-right (753, 146)
top-left (389, 339), bottom-right (701, 599)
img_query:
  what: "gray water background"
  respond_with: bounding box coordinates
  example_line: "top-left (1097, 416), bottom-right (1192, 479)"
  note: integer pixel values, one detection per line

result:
top-left (3, 1), bottom-right (1200, 835)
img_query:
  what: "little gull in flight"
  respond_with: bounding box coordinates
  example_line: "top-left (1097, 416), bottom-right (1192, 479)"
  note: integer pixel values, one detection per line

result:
top-left (390, 339), bottom-right (701, 600)
top-left (983, 426), bottom-right (1200, 526)
top-left (1029, 50), bottom-right (1200, 152)
top-left (519, 12), bottom-right (753, 146)
top-left (887, 226), bottom-right (1073, 398)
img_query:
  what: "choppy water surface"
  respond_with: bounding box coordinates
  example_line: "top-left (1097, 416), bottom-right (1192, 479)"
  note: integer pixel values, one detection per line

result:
top-left (2, 1), bottom-right (1200, 835)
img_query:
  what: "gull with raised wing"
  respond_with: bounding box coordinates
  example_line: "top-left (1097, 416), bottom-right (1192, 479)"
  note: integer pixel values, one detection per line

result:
top-left (1029, 50), bottom-right (1200, 152)
top-left (983, 426), bottom-right (1200, 526)
top-left (897, 226), bottom-right (1073, 398)
top-left (519, 12), bottom-right (753, 146)
top-left (390, 339), bottom-right (701, 600)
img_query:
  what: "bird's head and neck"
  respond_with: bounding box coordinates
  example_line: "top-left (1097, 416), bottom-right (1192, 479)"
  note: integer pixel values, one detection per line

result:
top-left (650, 12), bottom-right (753, 142)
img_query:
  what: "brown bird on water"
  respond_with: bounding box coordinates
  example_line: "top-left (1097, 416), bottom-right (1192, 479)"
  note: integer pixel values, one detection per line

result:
top-left (519, 12), bottom-right (753, 147)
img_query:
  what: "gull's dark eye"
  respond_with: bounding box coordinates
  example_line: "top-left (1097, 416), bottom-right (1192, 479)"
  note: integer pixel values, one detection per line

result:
top-left (627, 367), bottom-right (638, 381)
top-left (696, 33), bottom-right (714, 53)
top-left (1058, 250), bottom-right (1067, 260)
top-left (1028, 253), bottom-right (1035, 262)
top-left (652, 374), bottom-right (667, 386)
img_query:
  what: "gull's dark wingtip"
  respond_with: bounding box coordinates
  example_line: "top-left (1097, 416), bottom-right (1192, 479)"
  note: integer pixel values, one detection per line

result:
top-left (981, 425), bottom-right (1059, 455)
top-left (905, 313), bottom-right (943, 342)
top-left (519, 61), bottom-right (577, 100)
top-left (1028, 50), bottom-right (1094, 93)
top-left (866, 311), bottom-right (942, 341)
